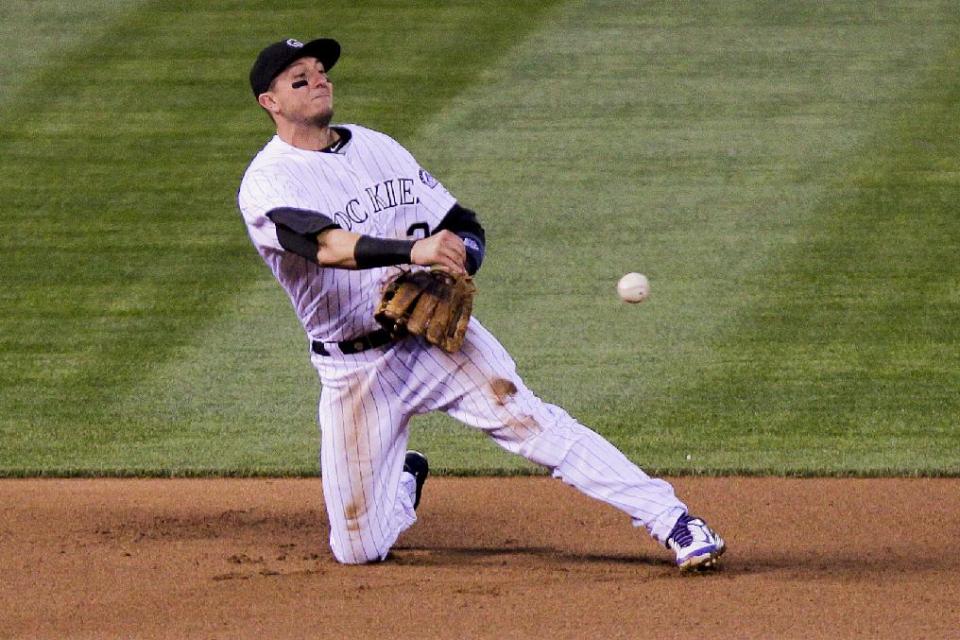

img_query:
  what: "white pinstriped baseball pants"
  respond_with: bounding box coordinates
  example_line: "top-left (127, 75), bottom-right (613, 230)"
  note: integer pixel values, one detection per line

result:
top-left (311, 319), bottom-right (686, 564)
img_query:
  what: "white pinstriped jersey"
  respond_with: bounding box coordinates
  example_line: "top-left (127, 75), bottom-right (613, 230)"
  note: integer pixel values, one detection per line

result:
top-left (237, 124), bottom-right (457, 343)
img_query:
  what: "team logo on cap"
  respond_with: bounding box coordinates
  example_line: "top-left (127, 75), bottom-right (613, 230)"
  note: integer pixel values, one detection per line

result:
top-left (286, 39), bottom-right (304, 48)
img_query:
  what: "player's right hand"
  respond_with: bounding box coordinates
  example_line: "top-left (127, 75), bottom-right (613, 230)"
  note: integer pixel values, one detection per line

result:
top-left (411, 230), bottom-right (466, 274)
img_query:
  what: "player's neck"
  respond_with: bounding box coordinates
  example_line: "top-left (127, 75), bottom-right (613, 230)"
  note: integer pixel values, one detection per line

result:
top-left (276, 122), bottom-right (339, 152)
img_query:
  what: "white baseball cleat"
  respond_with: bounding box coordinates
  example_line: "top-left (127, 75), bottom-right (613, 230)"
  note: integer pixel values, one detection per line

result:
top-left (666, 513), bottom-right (726, 571)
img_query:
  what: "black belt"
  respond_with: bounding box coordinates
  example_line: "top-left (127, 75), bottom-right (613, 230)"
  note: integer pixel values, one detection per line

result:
top-left (311, 328), bottom-right (395, 356)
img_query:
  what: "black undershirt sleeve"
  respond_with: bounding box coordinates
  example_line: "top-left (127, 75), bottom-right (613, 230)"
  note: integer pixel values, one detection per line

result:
top-left (266, 207), bottom-right (340, 263)
top-left (436, 203), bottom-right (487, 275)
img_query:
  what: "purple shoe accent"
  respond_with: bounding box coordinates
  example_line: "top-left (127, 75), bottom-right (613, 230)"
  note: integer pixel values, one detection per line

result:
top-left (667, 513), bottom-right (695, 548)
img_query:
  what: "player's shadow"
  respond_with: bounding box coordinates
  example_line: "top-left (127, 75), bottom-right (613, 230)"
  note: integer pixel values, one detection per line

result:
top-left (392, 545), bottom-right (949, 577)
top-left (391, 545), bottom-right (665, 568)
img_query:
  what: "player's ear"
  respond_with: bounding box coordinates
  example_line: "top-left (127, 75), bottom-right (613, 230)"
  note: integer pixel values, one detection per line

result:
top-left (258, 91), bottom-right (280, 115)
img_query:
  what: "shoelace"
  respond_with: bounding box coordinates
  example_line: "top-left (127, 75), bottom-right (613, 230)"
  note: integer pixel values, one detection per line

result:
top-left (667, 514), bottom-right (695, 547)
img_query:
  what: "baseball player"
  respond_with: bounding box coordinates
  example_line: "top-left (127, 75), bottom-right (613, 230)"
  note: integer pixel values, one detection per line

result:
top-left (237, 37), bottom-right (726, 570)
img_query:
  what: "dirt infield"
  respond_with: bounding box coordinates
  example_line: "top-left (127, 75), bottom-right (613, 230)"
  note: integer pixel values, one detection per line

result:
top-left (2, 477), bottom-right (958, 639)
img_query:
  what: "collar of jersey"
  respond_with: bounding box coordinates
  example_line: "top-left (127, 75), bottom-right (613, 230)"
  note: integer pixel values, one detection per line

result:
top-left (321, 126), bottom-right (352, 154)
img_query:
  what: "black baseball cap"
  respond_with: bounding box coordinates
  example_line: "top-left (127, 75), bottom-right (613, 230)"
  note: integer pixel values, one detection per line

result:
top-left (249, 37), bottom-right (340, 97)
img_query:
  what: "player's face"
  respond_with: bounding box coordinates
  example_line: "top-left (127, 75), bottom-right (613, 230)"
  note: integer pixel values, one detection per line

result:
top-left (267, 57), bottom-right (334, 127)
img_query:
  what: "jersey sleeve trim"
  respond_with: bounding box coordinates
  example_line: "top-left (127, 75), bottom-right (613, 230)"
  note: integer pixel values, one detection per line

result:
top-left (267, 207), bottom-right (341, 263)
top-left (267, 207), bottom-right (339, 235)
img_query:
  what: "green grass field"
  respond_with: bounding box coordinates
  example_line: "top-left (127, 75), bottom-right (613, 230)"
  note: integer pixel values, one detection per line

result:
top-left (1, 0), bottom-right (958, 477)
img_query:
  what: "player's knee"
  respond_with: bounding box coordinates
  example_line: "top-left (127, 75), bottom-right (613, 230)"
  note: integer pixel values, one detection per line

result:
top-left (331, 541), bottom-right (386, 565)
top-left (329, 520), bottom-right (394, 565)
top-left (334, 551), bottom-right (385, 565)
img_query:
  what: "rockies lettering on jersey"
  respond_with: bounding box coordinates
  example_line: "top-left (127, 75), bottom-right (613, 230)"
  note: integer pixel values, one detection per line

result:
top-left (238, 124), bottom-right (456, 343)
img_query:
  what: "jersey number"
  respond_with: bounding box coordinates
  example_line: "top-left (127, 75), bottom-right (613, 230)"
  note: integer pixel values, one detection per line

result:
top-left (407, 222), bottom-right (430, 239)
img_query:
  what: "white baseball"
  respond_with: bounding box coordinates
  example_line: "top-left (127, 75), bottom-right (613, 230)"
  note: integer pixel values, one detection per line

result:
top-left (617, 272), bottom-right (650, 303)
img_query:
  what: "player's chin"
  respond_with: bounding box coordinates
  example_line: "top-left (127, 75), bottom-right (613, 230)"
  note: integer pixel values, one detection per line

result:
top-left (310, 108), bottom-right (334, 128)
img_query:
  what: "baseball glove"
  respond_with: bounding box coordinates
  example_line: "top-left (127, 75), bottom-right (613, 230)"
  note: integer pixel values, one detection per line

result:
top-left (375, 269), bottom-right (476, 353)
